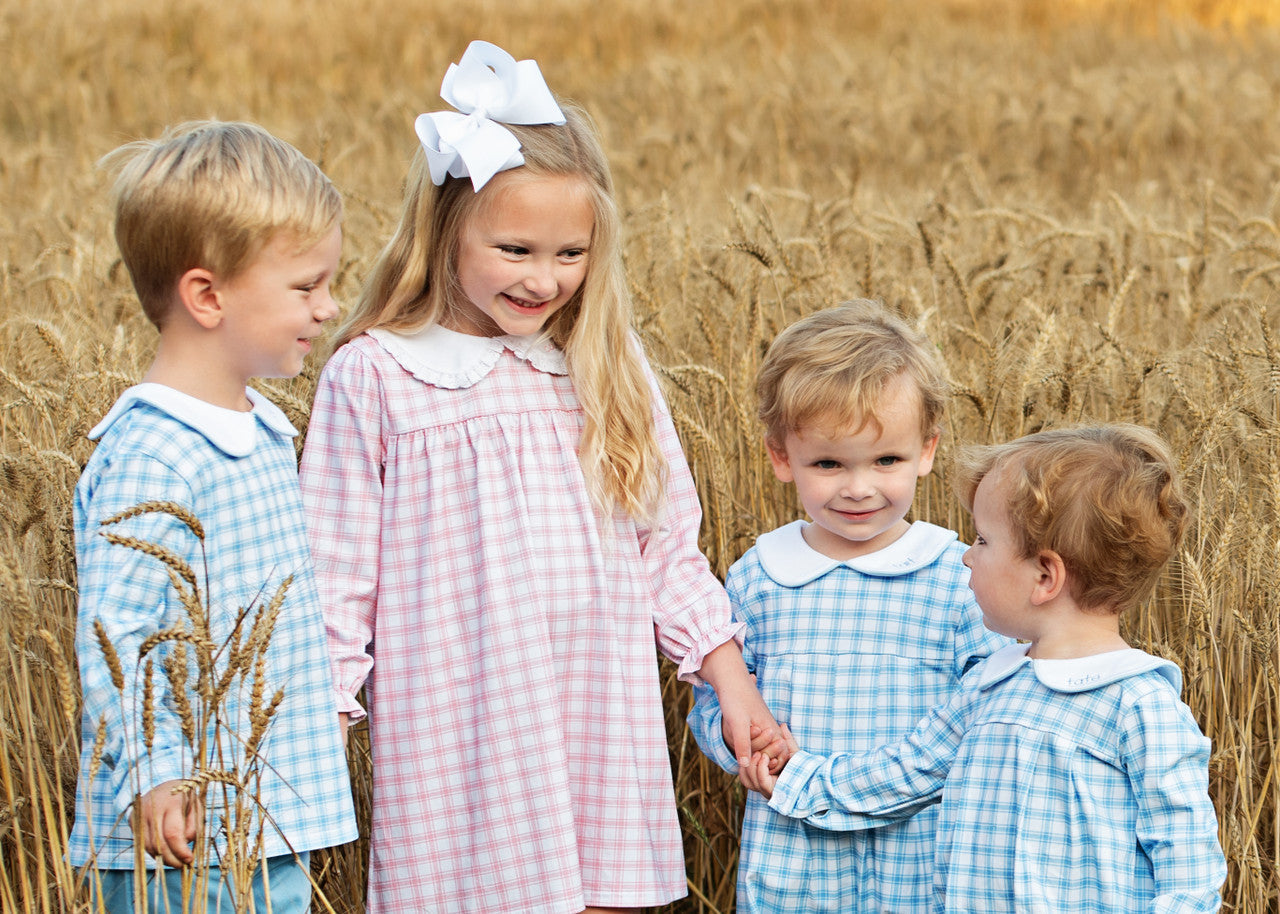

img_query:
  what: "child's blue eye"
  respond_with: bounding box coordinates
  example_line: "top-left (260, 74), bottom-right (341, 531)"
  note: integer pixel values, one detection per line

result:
top-left (814, 459), bottom-right (840, 470)
top-left (875, 455), bottom-right (902, 467)
top-left (499, 245), bottom-right (529, 256)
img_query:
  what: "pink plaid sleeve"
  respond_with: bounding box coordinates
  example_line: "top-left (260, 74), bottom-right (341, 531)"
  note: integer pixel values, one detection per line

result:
top-left (300, 344), bottom-right (386, 720)
top-left (642, 377), bottom-right (744, 684)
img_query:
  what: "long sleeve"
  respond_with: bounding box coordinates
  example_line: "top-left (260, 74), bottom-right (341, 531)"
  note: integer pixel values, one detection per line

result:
top-left (299, 345), bottom-right (387, 720)
top-left (686, 560), bottom-right (755, 773)
top-left (687, 682), bottom-right (740, 772)
top-left (768, 686), bottom-right (967, 831)
top-left (70, 391), bottom-right (359, 869)
top-left (638, 375), bottom-right (742, 683)
top-left (75, 452), bottom-right (198, 813)
top-left (1120, 688), bottom-right (1226, 913)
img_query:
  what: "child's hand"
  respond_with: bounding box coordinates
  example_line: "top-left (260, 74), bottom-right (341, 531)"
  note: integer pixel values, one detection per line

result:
top-left (747, 723), bottom-right (789, 774)
top-left (739, 724), bottom-right (799, 795)
top-left (139, 779), bottom-right (202, 867)
top-left (740, 750), bottom-right (779, 798)
top-left (700, 641), bottom-right (788, 770)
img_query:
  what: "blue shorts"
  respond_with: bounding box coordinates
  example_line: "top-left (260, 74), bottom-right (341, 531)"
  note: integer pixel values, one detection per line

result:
top-left (92, 851), bottom-right (312, 913)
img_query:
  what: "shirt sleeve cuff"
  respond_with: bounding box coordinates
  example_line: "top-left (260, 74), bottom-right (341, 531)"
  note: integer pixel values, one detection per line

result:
top-left (115, 747), bottom-right (187, 816)
top-left (675, 621), bottom-right (747, 686)
top-left (767, 749), bottom-right (828, 818)
top-left (686, 683), bottom-right (741, 774)
top-left (335, 685), bottom-right (368, 722)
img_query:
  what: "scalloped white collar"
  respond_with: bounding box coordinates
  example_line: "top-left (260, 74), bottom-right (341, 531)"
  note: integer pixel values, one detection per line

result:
top-left (755, 520), bottom-right (960, 586)
top-left (369, 323), bottom-right (568, 389)
top-left (89, 383), bottom-right (296, 458)
top-left (977, 642), bottom-right (1181, 694)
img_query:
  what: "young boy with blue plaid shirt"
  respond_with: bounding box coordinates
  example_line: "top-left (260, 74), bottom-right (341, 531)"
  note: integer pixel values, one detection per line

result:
top-left (750, 424), bottom-right (1227, 912)
top-left (688, 300), bottom-right (1009, 912)
top-left (68, 121), bottom-right (357, 912)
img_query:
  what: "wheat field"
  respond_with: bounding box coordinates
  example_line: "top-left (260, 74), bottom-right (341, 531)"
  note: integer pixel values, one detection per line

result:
top-left (3, 0), bottom-right (1279, 910)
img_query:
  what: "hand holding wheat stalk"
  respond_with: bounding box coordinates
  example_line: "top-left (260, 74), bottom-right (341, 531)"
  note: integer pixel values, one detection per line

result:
top-left (85, 501), bottom-right (297, 912)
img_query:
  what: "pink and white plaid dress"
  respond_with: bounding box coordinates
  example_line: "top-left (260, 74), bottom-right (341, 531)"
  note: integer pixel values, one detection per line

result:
top-left (299, 324), bottom-right (739, 913)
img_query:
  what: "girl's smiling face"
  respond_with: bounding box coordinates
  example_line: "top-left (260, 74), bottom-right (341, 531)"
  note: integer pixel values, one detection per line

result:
top-left (447, 170), bottom-right (594, 338)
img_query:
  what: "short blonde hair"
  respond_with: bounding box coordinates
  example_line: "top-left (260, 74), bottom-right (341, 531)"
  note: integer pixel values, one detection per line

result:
top-left (756, 299), bottom-right (948, 449)
top-left (953, 424), bottom-right (1188, 612)
top-left (106, 120), bottom-right (341, 327)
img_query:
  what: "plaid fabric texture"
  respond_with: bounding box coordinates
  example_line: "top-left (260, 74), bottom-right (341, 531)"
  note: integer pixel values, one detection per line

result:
top-left (688, 523), bottom-right (1007, 912)
top-left (69, 388), bottom-right (357, 869)
top-left (769, 646), bottom-right (1227, 912)
top-left (299, 329), bottom-right (739, 913)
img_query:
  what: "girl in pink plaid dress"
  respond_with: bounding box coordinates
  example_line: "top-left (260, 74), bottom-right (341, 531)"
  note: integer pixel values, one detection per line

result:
top-left (299, 42), bottom-right (783, 913)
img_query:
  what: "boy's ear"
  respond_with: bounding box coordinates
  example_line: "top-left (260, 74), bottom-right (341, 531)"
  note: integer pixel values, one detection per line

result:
top-left (1029, 549), bottom-right (1068, 606)
top-left (175, 267), bottom-right (224, 330)
top-left (766, 439), bottom-right (794, 483)
top-left (917, 431), bottom-right (941, 477)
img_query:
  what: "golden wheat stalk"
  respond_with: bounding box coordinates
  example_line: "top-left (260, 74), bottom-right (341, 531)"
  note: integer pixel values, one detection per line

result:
top-left (98, 533), bottom-right (199, 591)
top-left (100, 500), bottom-right (206, 542)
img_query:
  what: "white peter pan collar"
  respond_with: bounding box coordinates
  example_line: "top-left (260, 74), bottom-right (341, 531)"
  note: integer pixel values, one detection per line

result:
top-left (89, 383), bottom-right (296, 458)
top-left (977, 642), bottom-right (1182, 694)
top-left (755, 519), bottom-right (959, 587)
top-left (369, 323), bottom-right (568, 389)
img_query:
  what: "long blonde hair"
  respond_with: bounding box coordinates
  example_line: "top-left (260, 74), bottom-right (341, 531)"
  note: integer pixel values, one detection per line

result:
top-left (338, 103), bottom-right (665, 520)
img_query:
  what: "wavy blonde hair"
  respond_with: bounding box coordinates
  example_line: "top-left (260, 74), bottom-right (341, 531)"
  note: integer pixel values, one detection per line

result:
top-left (336, 103), bottom-right (664, 520)
top-left (952, 424), bottom-right (1188, 612)
top-left (756, 299), bottom-right (949, 450)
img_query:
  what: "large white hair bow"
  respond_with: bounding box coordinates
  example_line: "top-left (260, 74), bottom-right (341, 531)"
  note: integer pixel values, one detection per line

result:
top-left (415, 41), bottom-right (566, 192)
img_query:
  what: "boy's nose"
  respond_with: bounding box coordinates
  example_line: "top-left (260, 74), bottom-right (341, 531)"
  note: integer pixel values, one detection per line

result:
top-left (841, 472), bottom-right (875, 499)
top-left (315, 288), bottom-right (340, 322)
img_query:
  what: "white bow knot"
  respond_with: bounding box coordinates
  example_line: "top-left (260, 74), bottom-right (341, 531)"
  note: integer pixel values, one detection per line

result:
top-left (415, 41), bottom-right (566, 191)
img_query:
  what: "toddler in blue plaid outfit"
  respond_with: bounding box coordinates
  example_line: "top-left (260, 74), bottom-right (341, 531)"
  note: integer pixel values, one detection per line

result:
top-left (69, 121), bottom-right (357, 912)
top-left (688, 300), bottom-right (1009, 912)
top-left (751, 424), bottom-right (1227, 912)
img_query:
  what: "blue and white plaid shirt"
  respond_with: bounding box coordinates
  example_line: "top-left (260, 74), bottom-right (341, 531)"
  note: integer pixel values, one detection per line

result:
top-left (688, 520), bottom-right (1009, 912)
top-left (68, 384), bottom-right (357, 868)
top-left (769, 643), bottom-right (1227, 912)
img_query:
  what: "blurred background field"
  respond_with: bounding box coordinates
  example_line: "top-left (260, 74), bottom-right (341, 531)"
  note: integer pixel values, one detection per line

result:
top-left (3, 0), bottom-right (1280, 910)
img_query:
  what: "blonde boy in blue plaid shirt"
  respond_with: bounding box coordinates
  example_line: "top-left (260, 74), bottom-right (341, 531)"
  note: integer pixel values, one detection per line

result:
top-left (751, 424), bottom-right (1227, 912)
top-left (688, 301), bottom-right (1009, 912)
top-left (69, 121), bottom-right (357, 912)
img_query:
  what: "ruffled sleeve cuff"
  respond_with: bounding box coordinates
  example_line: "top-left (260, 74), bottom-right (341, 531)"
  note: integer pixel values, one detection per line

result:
top-left (335, 685), bottom-right (368, 722)
top-left (674, 620), bottom-right (747, 685)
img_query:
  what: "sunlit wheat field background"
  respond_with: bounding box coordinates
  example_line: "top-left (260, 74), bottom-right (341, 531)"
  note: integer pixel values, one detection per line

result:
top-left (4, 0), bottom-right (1280, 910)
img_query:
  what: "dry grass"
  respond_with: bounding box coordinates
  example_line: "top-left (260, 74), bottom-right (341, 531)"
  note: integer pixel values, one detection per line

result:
top-left (2, 0), bottom-right (1279, 910)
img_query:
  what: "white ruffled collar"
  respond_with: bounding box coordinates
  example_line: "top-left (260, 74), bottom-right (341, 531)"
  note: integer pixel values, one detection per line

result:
top-left (89, 383), bottom-right (296, 458)
top-left (369, 323), bottom-right (568, 389)
top-left (977, 642), bottom-right (1181, 694)
top-left (755, 520), bottom-right (959, 586)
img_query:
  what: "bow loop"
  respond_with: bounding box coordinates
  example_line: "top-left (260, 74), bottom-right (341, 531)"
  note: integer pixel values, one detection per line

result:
top-left (416, 41), bottom-right (566, 191)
